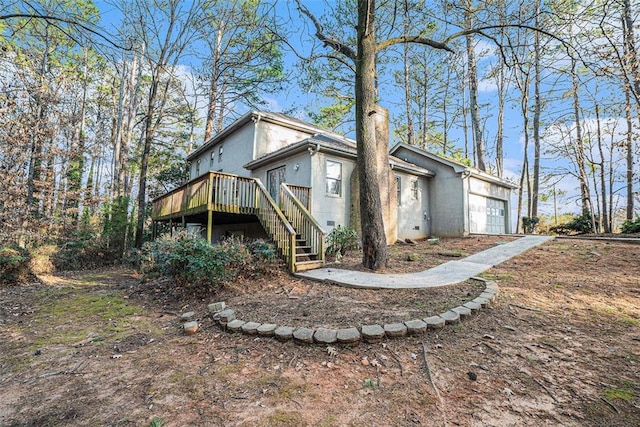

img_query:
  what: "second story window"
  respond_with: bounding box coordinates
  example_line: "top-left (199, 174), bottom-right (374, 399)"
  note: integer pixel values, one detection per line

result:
top-left (326, 160), bottom-right (342, 196)
top-left (219, 145), bottom-right (223, 162)
top-left (195, 159), bottom-right (201, 176)
top-left (210, 151), bottom-right (215, 167)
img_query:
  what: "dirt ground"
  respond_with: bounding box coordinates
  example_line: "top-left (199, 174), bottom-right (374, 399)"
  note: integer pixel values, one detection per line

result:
top-left (1, 236), bottom-right (639, 426)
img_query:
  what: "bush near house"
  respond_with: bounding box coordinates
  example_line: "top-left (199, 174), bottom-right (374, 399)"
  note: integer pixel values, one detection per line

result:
top-left (549, 211), bottom-right (594, 235)
top-left (621, 217), bottom-right (640, 234)
top-left (140, 232), bottom-right (279, 292)
top-left (325, 226), bottom-right (359, 257)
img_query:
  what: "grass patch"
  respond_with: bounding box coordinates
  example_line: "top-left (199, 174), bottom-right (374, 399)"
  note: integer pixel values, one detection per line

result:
top-left (604, 386), bottom-right (635, 402)
top-left (31, 287), bottom-right (159, 347)
top-left (265, 410), bottom-right (305, 426)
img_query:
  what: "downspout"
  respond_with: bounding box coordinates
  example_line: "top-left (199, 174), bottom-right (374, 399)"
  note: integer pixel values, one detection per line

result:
top-left (461, 169), bottom-right (471, 236)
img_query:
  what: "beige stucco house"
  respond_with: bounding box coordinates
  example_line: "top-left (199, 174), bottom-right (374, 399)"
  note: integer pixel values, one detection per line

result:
top-left (151, 111), bottom-right (516, 272)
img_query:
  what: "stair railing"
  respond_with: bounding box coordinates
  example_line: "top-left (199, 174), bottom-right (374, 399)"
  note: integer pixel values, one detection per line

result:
top-left (280, 183), bottom-right (325, 266)
top-left (253, 179), bottom-right (297, 272)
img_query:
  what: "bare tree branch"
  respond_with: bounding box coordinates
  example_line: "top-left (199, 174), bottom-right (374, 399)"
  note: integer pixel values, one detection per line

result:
top-left (294, 0), bottom-right (357, 62)
top-left (0, 13), bottom-right (131, 50)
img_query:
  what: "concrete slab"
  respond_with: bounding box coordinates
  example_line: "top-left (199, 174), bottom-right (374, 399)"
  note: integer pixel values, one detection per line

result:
top-left (296, 236), bottom-right (554, 289)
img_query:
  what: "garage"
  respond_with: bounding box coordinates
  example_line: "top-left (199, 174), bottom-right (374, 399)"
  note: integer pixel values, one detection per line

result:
top-left (468, 194), bottom-right (506, 234)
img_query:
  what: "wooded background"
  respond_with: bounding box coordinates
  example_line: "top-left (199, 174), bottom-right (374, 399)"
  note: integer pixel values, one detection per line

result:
top-left (1, 0), bottom-right (638, 263)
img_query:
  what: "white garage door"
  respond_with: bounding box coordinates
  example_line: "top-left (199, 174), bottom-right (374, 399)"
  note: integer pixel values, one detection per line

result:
top-left (469, 194), bottom-right (506, 234)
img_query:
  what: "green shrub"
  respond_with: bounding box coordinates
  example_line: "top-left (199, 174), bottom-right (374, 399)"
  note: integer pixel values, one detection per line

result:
top-left (140, 232), bottom-right (280, 293)
top-left (325, 226), bottom-right (359, 256)
top-left (522, 216), bottom-right (539, 234)
top-left (0, 244), bottom-right (31, 285)
top-left (621, 216), bottom-right (640, 234)
top-left (549, 211), bottom-right (594, 235)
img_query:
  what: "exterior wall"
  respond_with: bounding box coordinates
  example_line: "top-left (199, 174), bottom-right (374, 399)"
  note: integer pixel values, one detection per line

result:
top-left (395, 172), bottom-right (430, 240)
top-left (250, 151), bottom-right (313, 196)
top-left (467, 176), bottom-right (512, 233)
top-left (255, 120), bottom-right (315, 159)
top-left (310, 152), bottom-right (355, 233)
top-left (394, 147), bottom-right (465, 237)
top-left (189, 121), bottom-right (256, 179)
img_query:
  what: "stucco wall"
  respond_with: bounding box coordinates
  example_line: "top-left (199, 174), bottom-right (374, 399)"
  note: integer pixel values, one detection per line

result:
top-left (255, 121), bottom-right (315, 159)
top-left (396, 172), bottom-right (430, 240)
top-left (189, 121), bottom-right (256, 179)
top-left (311, 152), bottom-right (355, 233)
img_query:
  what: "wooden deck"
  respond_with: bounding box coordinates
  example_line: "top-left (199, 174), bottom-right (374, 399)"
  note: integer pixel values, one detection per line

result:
top-left (151, 171), bottom-right (323, 272)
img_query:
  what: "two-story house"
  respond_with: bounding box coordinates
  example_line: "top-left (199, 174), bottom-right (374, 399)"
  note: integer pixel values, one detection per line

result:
top-left (151, 110), bottom-right (516, 272)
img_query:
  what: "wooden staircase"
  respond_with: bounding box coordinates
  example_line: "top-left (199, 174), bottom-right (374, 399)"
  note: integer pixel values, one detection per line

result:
top-left (151, 171), bottom-right (325, 273)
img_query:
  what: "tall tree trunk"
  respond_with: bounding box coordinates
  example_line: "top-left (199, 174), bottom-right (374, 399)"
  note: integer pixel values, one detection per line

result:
top-left (356, 0), bottom-right (387, 270)
top-left (595, 105), bottom-right (610, 232)
top-left (402, 0), bottom-right (414, 146)
top-left (204, 26), bottom-right (223, 142)
top-left (624, 83), bottom-right (634, 219)
top-left (531, 0), bottom-right (541, 218)
top-left (464, 2), bottom-right (486, 171)
top-left (495, 60), bottom-right (505, 178)
top-left (571, 60), bottom-right (595, 230)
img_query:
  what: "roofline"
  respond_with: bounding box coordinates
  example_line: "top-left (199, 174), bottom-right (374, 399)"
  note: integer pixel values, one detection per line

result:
top-left (187, 111), bottom-right (332, 161)
top-left (390, 142), bottom-right (517, 188)
top-left (245, 138), bottom-right (434, 177)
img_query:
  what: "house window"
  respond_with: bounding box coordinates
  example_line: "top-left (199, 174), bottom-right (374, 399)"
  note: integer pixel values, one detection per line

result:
top-left (411, 180), bottom-right (419, 200)
top-left (218, 145), bottom-right (223, 162)
top-left (195, 159), bottom-right (201, 176)
top-left (210, 151), bottom-right (215, 167)
top-left (326, 160), bottom-right (342, 196)
top-left (396, 175), bottom-right (401, 205)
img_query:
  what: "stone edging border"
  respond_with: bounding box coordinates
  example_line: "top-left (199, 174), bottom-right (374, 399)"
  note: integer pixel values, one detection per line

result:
top-left (198, 277), bottom-right (498, 345)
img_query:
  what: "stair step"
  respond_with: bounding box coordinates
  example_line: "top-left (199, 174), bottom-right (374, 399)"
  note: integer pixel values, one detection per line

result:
top-left (295, 252), bottom-right (318, 258)
top-left (294, 260), bottom-right (325, 272)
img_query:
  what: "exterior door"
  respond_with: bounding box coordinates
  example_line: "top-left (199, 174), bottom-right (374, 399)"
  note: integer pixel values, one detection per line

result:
top-left (267, 166), bottom-right (286, 203)
top-left (469, 194), bottom-right (506, 234)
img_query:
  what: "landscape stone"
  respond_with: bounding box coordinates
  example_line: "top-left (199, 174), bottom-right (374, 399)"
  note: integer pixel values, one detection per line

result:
top-left (208, 302), bottom-right (226, 313)
top-left (183, 321), bottom-right (198, 335)
top-left (314, 328), bottom-right (338, 344)
top-left (257, 323), bottom-right (278, 336)
top-left (463, 301), bottom-right (482, 313)
top-left (293, 327), bottom-right (315, 344)
top-left (478, 291), bottom-right (496, 302)
top-left (384, 323), bottom-right (408, 338)
top-left (226, 319), bottom-right (245, 333)
top-left (473, 297), bottom-right (491, 308)
top-left (180, 311), bottom-right (195, 322)
top-left (452, 306), bottom-right (472, 320)
top-left (439, 310), bottom-right (460, 325)
top-left (404, 319), bottom-right (427, 335)
top-left (214, 309), bottom-right (235, 324)
top-left (485, 282), bottom-right (499, 293)
top-left (241, 321), bottom-right (261, 335)
top-left (336, 327), bottom-right (361, 344)
top-left (424, 316), bottom-right (446, 329)
top-left (361, 324), bottom-right (385, 343)
top-left (274, 326), bottom-right (294, 341)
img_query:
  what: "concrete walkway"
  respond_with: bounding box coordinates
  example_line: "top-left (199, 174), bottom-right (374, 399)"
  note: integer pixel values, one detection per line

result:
top-left (296, 235), bottom-right (555, 289)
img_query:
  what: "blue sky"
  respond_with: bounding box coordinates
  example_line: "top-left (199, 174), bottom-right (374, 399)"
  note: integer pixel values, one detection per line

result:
top-left (92, 0), bottom-right (634, 223)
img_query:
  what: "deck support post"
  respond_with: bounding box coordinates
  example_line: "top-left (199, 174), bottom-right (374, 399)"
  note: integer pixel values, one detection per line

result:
top-left (169, 219), bottom-right (173, 237)
top-left (207, 210), bottom-right (213, 244)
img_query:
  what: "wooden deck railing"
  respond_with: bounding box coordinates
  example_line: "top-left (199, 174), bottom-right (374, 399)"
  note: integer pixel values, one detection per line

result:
top-left (151, 172), bottom-right (213, 219)
top-left (151, 172), bottom-right (320, 272)
top-left (280, 184), bottom-right (325, 264)
top-left (254, 179), bottom-right (297, 272)
top-left (284, 184), bottom-right (311, 211)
